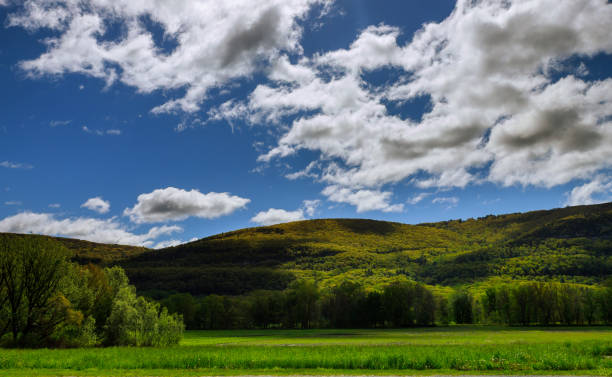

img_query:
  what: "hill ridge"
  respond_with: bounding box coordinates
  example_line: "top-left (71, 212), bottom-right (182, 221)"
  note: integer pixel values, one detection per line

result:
top-left (2, 202), bottom-right (611, 295)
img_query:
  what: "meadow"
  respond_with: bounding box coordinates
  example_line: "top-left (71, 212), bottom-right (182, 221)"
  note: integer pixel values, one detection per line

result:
top-left (1, 327), bottom-right (612, 376)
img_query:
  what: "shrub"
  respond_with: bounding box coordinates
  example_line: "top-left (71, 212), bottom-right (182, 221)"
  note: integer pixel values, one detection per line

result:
top-left (104, 285), bottom-right (184, 346)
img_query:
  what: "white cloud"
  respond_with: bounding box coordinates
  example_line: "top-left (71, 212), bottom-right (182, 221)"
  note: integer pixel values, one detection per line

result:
top-left (302, 199), bottom-right (320, 217)
top-left (285, 161), bottom-right (319, 180)
top-left (322, 185), bottom-right (403, 213)
top-left (10, 0), bottom-right (331, 114)
top-left (153, 239), bottom-right (184, 249)
top-left (0, 212), bottom-right (181, 247)
top-left (48, 203), bottom-right (61, 208)
top-left (217, 0), bottom-right (612, 209)
top-left (251, 199), bottom-right (320, 225)
top-left (1, 161), bottom-right (33, 169)
top-left (124, 187), bottom-right (250, 223)
top-left (432, 196), bottom-right (459, 208)
top-left (50, 120), bottom-right (71, 127)
top-left (407, 193), bottom-right (431, 205)
top-left (82, 126), bottom-right (97, 134)
top-left (9, 0), bottom-right (612, 211)
top-left (5, 201), bottom-right (22, 206)
top-left (251, 208), bottom-right (304, 226)
top-left (82, 126), bottom-right (121, 136)
top-left (81, 196), bottom-right (110, 214)
top-left (564, 176), bottom-right (612, 206)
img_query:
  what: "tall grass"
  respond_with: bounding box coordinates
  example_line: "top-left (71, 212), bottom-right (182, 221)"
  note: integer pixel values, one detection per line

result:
top-left (2, 328), bottom-right (612, 375)
top-left (1, 342), bottom-right (611, 371)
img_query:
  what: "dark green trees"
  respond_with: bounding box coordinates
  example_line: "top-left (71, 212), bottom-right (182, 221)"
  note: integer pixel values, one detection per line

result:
top-left (0, 235), bottom-right (73, 346)
top-left (479, 282), bottom-right (611, 325)
top-left (0, 235), bottom-right (183, 348)
top-left (450, 291), bottom-right (473, 324)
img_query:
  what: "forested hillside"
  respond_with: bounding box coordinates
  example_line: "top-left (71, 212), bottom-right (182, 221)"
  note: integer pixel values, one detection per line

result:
top-left (119, 202), bottom-right (612, 295)
top-left (4, 202), bottom-right (611, 296)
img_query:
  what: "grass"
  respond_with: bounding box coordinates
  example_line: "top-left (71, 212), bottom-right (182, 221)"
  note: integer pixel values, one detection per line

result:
top-left (180, 326), bottom-right (612, 346)
top-left (1, 327), bottom-right (612, 376)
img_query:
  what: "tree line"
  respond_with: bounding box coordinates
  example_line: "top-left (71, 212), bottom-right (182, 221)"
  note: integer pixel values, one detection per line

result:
top-left (0, 235), bottom-right (183, 348)
top-left (159, 279), bottom-right (612, 329)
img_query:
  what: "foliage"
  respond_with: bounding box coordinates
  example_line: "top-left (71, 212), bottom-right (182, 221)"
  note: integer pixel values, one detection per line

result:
top-left (0, 234), bottom-right (73, 347)
top-left (113, 203), bottom-right (612, 295)
top-left (9, 202), bottom-right (610, 298)
top-left (105, 285), bottom-right (184, 346)
top-left (0, 234), bottom-right (184, 348)
top-left (480, 281), bottom-right (611, 326)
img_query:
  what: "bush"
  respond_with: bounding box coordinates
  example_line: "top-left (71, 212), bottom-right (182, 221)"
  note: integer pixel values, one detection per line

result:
top-left (105, 285), bottom-right (184, 346)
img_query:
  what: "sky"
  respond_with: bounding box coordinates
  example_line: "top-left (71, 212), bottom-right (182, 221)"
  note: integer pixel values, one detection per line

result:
top-left (0, 0), bottom-right (611, 248)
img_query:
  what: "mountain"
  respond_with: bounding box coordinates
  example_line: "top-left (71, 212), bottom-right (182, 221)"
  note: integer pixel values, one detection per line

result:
top-left (120, 202), bottom-right (612, 295)
top-left (3, 202), bottom-right (611, 296)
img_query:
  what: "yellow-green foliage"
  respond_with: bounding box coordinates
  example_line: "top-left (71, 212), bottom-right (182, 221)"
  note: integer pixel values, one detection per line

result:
top-left (3, 202), bottom-right (611, 296)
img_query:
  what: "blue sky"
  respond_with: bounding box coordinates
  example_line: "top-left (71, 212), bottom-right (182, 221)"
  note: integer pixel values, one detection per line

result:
top-left (1, 0), bottom-right (611, 248)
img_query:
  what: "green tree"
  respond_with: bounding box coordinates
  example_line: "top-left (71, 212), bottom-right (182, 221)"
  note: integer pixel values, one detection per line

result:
top-left (0, 235), bottom-right (72, 346)
top-left (104, 284), bottom-right (183, 346)
top-left (285, 280), bottom-right (320, 328)
top-left (323, 281), bottom-right (366, 328)
top-left (414, 284), bottom-right (435, 326)
top-left (451, 291), bottom-right (473, 324)
top-left (382, 281), bottom-right (415, 327)
top-left (363, 290), bottom-right (384, 327)
top-left (162, 293), bottom-right (197, 329)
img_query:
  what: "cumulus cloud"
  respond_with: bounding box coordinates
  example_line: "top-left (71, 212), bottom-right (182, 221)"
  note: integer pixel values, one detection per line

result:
top-left (251, 208), bottom-right (305, 226)
top-left (0, 212), bottom-right (181, 246)
top-left (216, 0), bottom-right (612, 209)
top-left (124, 187), bottom-right (250, 223)
top-left (322, 185), bottom-right (403, 213)
top-left (9, 0), bottom-right (331, 114)
top-left (1, 161), bottom-right (33, 169)
top-left (564, 176), bottom-right (612, 206)
top-left (9, 0), bottom-right (612, 212)
top-left (251, 199), bottom-right (321, 225)
top-left (81, 196), bottom-right (110, 214)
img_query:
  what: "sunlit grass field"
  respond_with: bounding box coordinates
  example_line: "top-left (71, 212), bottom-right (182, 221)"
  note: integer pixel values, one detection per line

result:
top-left (2, 327), bottom-right (612, 376)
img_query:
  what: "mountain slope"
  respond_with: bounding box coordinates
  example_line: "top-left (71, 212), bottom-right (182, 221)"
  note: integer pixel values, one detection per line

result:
top-left (3, 202), bottom-right (611, 295)
top-left (121, 203), bottom-right (612, 295)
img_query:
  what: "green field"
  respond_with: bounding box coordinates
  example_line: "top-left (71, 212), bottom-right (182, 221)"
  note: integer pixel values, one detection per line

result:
top-left (2, 327), bottom-right (612, 376)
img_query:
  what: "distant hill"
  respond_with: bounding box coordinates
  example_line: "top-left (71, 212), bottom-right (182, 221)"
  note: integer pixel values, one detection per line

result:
top-left (120, 202), bottom-right (612, 295)
top-left (0, 233), bottom-right (149, 264)
top-left (3, 202), bottom-right (611, 296)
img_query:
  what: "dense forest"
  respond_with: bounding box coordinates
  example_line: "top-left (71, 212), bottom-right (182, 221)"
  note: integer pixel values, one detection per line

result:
top-left (112, 202), bottom-right (612, 295)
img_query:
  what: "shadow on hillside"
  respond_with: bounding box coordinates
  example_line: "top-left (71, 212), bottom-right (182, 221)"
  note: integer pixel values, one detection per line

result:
top-left (339, 219), bottom-right (397, 235)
